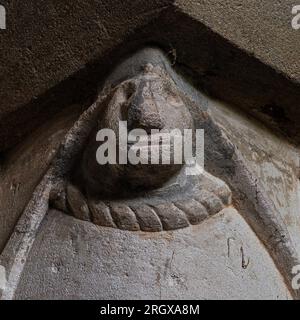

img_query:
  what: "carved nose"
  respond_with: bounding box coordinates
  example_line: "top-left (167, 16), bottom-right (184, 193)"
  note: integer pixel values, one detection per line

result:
top-left (127, 81), bottom-right (165, 133)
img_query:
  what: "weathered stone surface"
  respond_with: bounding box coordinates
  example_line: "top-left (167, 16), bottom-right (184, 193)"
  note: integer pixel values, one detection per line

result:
top-left (153, 203), bottom-right (190, 231)
top-left (13, 209), bottom-right (291, 300)
top-left (66, 184), bottom-right (90, 222)
top-left (0, 45), bottom-right (299, 300)
top-left (0, 0), bottom-right (172, 150)
top-left (131, 204), bottom-right (163, 232)
top-left (89, 200), bottom-right (116, 228)
top-left (194, 190), bottom-right (224, 215)
top-left (48, 50), bottom-right (233, 233)
top-left (199, 172), bottom-right (232, 206)
top-left (0, 105), bottom-right (81, 252)
top-left (174, 199), bottom-right (208, 225)
top-left (176, 0), bottom-right (300, 82)
top-left (1, 1), bottom-right (300, 150)
top-left (208, 96), bottom-right (300, 259)
top-left (110, 204), bottom-right (140, 231)
top-left (80, 62), bottom-right (192, 196)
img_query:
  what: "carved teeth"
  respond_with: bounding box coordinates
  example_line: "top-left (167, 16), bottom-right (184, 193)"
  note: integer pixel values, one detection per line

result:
top-left (66, 184), bottom-right (91, 222)
top-left (174, 199), bottom-right (208, 225)
top-left (130, 204), bottom-right (163, 232)
top-left (109, 203), bottom-right (140, 231)
top-left (89, 200), bottom-right (116, 228)
top-left (152, 203), bottom-right (189, 231)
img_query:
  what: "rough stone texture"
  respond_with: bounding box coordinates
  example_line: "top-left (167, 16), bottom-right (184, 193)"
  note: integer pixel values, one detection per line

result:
top-left (0, 0), bottom-right (171, 112)
top-left (1, 1), bottom-right (300, 150)
top-left (80, 62), bottom-right (193, 196)
top-left (110, 204), bottom-right (140, 231)
top-left (0, 47), bottom-right (298, 300)
top-left (176, 0), bottom-right (300, 81)
top-left (89, 201), bottom-right (116, 228)
top-left (153, 203), bottom-right (190, 231)
top-left (14, 209), bottom-right (291, 300)
top-left (174, 199), bottom-right (208, 225)
top-left (48, 50), bottom-right (232, 234)
top-left (66, 184), bottom-right (90, 222)
top-left (0, 49), bottom-right (298, 301)
top-left (0, 0), bottom-right (172, 151)
top-left (0, 104), bottom-right (82, 252)
top-left (131, 204), bottom-right (163, 232)
top-left (207, 95), bottom-right (300, 258)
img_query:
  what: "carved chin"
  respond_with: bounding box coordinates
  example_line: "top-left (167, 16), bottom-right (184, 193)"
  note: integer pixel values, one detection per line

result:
top-left (80, 134), bottom-right (185, 196)
top-left (82, 160), bottom-right (183, 197)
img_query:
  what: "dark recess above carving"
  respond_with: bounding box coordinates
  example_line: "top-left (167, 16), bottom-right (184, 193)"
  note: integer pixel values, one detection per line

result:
top-left (0, 1), bottom-right (299, 150)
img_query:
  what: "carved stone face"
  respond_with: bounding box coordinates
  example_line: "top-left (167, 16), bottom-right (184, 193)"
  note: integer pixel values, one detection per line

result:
top-left (1, 48), bottom-right (299, 301)
top-left (80, 64), bottom-right (194, 197)
top-left (51, 56), bottom-right (232, 234)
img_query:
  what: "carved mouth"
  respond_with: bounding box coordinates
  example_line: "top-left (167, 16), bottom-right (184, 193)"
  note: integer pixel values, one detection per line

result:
top-left (126, 132), bottom-right (177, 146)
top-left (124, 133), bottom-right (177, 164)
